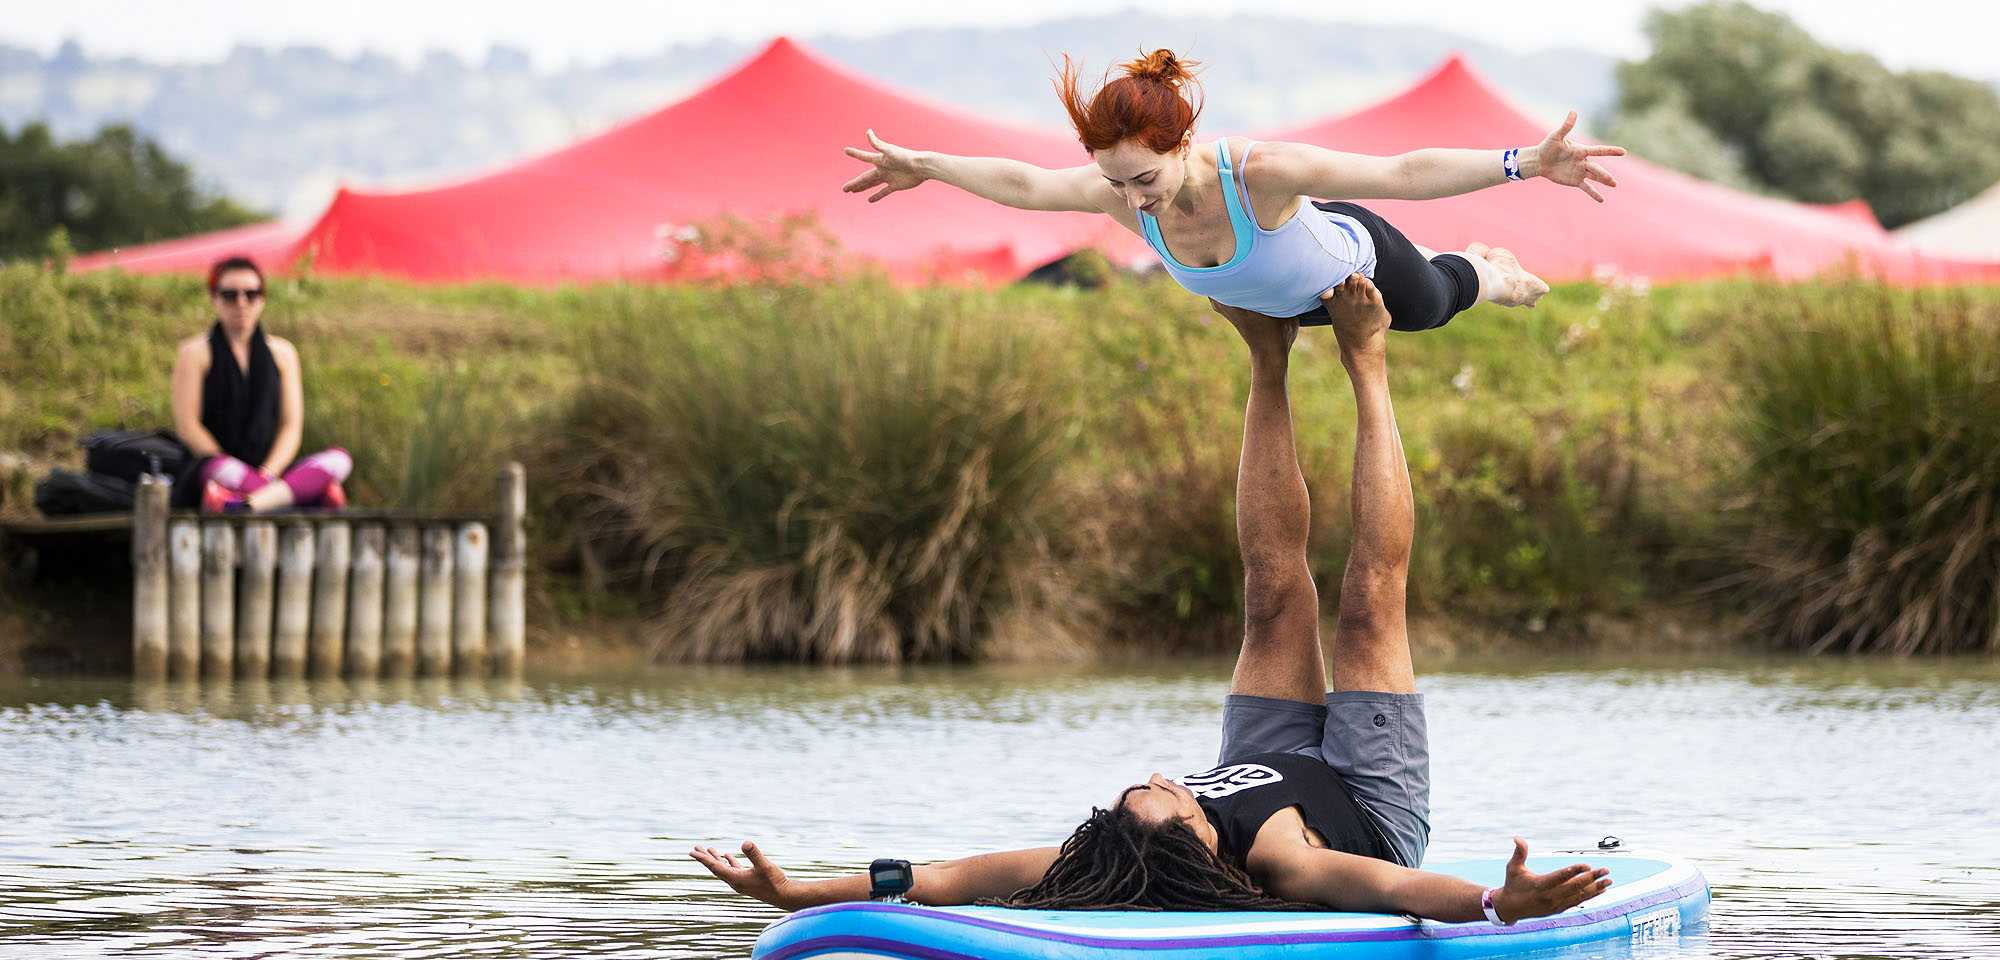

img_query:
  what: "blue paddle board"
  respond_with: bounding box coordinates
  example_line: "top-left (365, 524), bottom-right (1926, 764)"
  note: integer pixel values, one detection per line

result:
top-left (753, 853), bottom-right (1708, 959)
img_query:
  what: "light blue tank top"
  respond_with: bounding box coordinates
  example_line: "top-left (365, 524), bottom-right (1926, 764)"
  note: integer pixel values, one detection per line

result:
top-left (1138, 140), bottom-right (1377, 318)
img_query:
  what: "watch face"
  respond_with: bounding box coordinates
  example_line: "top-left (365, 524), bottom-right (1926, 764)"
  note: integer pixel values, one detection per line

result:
top-left (869, 859), bottom-right (911, 897)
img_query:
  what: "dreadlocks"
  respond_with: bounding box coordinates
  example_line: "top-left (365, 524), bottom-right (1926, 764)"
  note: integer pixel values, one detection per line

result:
top-left (982, 806), bottom-right (1319, 911)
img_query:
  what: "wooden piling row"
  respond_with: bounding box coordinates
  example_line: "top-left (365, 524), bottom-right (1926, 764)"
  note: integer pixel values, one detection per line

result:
top-left (130, 463), bottom-right (529, 680)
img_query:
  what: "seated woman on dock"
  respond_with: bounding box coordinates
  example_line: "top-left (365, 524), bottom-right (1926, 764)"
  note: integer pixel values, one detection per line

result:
top-left (694, 277), bottom-right (1610, 922)
top-left (172, 255), bottom-right (350, 514)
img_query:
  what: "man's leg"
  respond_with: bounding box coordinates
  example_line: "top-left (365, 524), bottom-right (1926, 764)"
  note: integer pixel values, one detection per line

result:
top-left (1323, 276), bottom-right (1415, 694)
top-left (1320, 275), bottom-right (1430, 866)
top-left (1209, 300), bottom-right (1325, 706)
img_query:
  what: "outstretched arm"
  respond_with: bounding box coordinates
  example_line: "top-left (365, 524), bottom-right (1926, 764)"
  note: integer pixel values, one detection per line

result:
top-left (1260, 838), bottom-right (1611, 923)
top-left (843, 130), bottom-right (1112, 212)
top-left (1252, 111), bottom-right (1624, 203)
top-left (692, 841), bottom-right (1059, 910)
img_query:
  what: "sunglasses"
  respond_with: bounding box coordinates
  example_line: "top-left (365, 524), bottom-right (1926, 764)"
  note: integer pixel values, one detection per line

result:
top-left (215, 288), bottom-right (264, 304)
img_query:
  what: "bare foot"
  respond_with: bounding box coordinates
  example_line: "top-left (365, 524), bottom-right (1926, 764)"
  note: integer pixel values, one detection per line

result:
top-left (1319, 274), bottom-right (1389, 360)
top-left (1208, 298), bottom-right (1299, 358)
top-left (1484, 247), bottom-right (1551, 308)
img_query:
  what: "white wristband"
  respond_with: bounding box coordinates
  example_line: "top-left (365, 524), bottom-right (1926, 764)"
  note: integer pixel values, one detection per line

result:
top-left (1482, 887), bottom-right (1512, 926)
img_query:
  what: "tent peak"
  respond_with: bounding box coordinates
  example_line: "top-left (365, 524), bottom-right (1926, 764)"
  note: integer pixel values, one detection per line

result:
top-left (1417, 53), bottom-right (1487, 90)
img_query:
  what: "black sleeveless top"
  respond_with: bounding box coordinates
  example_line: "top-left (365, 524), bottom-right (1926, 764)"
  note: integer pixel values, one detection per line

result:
top-left (1185, 752), bottom-right (1397, 868)
top-left (200, 322), bottom-right (281, 468)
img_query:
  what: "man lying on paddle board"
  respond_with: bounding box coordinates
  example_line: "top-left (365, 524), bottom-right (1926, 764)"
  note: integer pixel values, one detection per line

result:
top-left (694, 277), bottom-right (1611, 924)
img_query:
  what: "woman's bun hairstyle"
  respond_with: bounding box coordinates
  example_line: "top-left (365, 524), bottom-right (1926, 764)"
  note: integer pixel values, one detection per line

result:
top-left (1054, 48), bottom-right (1203, 154)
top-left (1124, 48), bottom-right (1199, 87)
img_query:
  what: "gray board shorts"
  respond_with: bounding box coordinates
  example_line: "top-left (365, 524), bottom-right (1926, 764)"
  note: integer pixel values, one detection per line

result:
top-left (1217, 691), bottom-right (1431, 868)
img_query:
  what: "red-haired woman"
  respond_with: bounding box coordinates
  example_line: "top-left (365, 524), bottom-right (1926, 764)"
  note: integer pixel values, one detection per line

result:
top-left (172, 255), bottom-right (350, 514)
top-left (843, 50), bottom-right (1623, 331)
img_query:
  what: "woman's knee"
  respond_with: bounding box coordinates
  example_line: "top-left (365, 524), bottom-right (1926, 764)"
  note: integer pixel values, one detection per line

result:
top-left (299, 447), bottom-right (353, 482)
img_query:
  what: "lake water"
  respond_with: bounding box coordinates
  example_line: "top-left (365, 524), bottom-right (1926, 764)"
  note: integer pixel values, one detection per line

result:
top-left (1, 653), bottom-right (1995, 959)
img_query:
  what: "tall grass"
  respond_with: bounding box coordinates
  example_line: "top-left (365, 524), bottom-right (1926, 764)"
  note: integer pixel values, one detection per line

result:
top-left (9, 264), bottom-right (1998, 659)
top-left (1720, 283), bottom-right (2000, 654)
top-left (540, 282), bottom-right (1076, 662)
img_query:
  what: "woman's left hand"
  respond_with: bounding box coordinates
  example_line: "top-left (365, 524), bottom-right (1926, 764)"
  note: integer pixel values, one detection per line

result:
top-left (1534, 111), bottom-right (1624, 202)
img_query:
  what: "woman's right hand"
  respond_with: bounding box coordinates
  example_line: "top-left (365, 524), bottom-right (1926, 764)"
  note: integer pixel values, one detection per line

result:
top-left (842, 130), bottom-right (928, 202)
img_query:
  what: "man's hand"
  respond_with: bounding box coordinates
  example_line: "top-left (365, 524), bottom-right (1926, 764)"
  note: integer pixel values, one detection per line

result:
top-left (842, 130), bottom-right (928, 202)
top-left (1532, 111), bottom-right (1624, 203)
top-left (1492, 838), bottom-right (1612, 923)
top-left (1319, 274), bottom-right (1390, 362)
top-left (692, 841), bottom-right (802, 910)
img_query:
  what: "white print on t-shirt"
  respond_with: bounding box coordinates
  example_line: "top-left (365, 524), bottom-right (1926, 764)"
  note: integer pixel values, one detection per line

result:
top-left (1176, 763), bottom-right (1283, 800)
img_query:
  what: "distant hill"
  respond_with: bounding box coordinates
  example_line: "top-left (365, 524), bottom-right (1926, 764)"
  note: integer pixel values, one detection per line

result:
top-left (0, 17), bottom-right (1613, 219)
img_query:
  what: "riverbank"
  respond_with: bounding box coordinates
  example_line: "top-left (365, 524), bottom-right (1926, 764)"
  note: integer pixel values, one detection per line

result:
top-left (4, 265), bottom-right (1995, 665)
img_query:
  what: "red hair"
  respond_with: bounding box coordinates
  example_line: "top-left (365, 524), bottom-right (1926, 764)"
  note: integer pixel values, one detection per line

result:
top-left (1055, 49), bottom-right (1204, 154)
top-left (206, 255), bottom-right (263, 294)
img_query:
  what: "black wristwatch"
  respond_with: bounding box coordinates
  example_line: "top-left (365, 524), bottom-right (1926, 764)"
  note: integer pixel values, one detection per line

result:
top-left (869, 858), bottom-right (913, 903)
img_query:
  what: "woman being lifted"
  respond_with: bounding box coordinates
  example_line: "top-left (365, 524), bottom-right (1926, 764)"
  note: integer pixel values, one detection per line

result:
top-left (843, 50), bottom-right (1623, 331)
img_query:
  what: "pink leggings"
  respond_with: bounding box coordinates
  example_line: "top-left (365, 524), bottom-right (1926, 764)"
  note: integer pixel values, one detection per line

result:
top-left (201, 448), bottom-right (352, 506)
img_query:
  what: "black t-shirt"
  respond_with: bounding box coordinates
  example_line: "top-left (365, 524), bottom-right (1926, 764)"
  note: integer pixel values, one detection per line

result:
top-left (1184, 751), bottom-right (1397, 868)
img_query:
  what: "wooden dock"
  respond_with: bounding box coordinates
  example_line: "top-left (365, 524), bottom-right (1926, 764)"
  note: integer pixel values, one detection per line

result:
top-left (43, 462), bottom-right (533, 680)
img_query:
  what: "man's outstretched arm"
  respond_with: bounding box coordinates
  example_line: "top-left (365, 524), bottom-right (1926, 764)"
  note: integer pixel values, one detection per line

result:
top-left (692, 841), bottom-right (1058, 910)
top-left (1259, 838), bottom-right (1611, 923)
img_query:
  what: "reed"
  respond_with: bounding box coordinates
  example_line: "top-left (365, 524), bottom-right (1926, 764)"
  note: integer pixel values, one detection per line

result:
top-left (1719, 282), bottom-right (2000, 654)
top-left (540, 282), bottom-right (1075, 662)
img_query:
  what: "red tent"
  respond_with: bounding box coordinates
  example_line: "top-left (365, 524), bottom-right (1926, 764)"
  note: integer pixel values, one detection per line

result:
top-left (1262, 56), bottom-right (2000, 284)
top-left (76, 38), bottom-right (1129, 284)
top-left (78, 44), bottom-right (1997, 286)
top-left (72, 218), bottom-right (310, 277)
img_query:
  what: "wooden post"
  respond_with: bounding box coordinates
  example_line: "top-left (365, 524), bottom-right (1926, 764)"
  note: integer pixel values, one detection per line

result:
top-left (311, 521), bottom-right (351, 676)
top-left (418, 525), bottom-right (454, 675)
top-left (132, 477), bottom-right (170, 678)
top-left (273, 522), bottom-right (314, 677)
top-left (200, 522), bottom-right (236, 678)
top-left (490, 462), bottom-right (527, 676)
top-left (168, 519), bottom-right (201, 678)
top-left (453, 522), bottom-right (489, 675)
top-left (237, 521), bottom-right (276, 678)
top-left (346, 524), bottom-right (385, 677)
top-left (384, 526), bottom-right (419, 676)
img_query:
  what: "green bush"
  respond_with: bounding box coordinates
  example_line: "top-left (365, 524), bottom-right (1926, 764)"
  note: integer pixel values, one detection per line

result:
top-left (1720, 283), bottom-right (2000, 653)
top-left (540, 282), bottom-right (1075, 662)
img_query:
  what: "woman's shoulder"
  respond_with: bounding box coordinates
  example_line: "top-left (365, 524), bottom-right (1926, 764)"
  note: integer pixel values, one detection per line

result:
top-left (263, 333), bottom-right (301, 363)
top-left (174, 334), bottom-right (211, 365)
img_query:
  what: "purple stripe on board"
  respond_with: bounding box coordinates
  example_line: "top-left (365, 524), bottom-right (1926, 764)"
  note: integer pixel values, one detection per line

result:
top-left (777, 872), bottom-right (1707, 953)
top-left (762, 934), bottom-right (980, 960)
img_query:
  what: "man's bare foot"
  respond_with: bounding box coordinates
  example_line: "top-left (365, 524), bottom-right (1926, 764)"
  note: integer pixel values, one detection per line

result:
top-left (1484, 247), bottom-right (1551, 307)
top-left (1320, 274), bottom-right (1390, 361)
top-left (1208, 298), bottom-right (1299, 360)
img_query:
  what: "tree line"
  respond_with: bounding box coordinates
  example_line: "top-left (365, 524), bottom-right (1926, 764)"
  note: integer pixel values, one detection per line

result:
top-left (1609, 1), bottom-right (2000, 228)
top-left (0, 123), bottom-right (261, 263)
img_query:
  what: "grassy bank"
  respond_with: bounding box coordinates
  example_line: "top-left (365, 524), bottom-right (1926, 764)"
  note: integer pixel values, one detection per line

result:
top-left (4, 265), bottom-right (1995, 658)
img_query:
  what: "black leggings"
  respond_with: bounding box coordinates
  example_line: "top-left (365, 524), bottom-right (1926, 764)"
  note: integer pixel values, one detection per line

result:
top-left (1289, 202), bottom-right (1480, 332)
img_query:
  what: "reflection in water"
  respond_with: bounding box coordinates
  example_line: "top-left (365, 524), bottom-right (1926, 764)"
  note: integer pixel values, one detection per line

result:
top-left (1, 654), bottom-right (1996, 959)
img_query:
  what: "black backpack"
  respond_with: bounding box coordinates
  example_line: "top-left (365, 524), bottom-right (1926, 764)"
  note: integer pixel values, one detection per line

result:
top-left (33, 469), bottom-right (137, 515)
top-left (82, 430), bottom-right (194, 484)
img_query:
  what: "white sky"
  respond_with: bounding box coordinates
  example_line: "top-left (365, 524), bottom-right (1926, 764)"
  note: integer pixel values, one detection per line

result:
top-left (3, 0), bottom-right (1995, 83)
